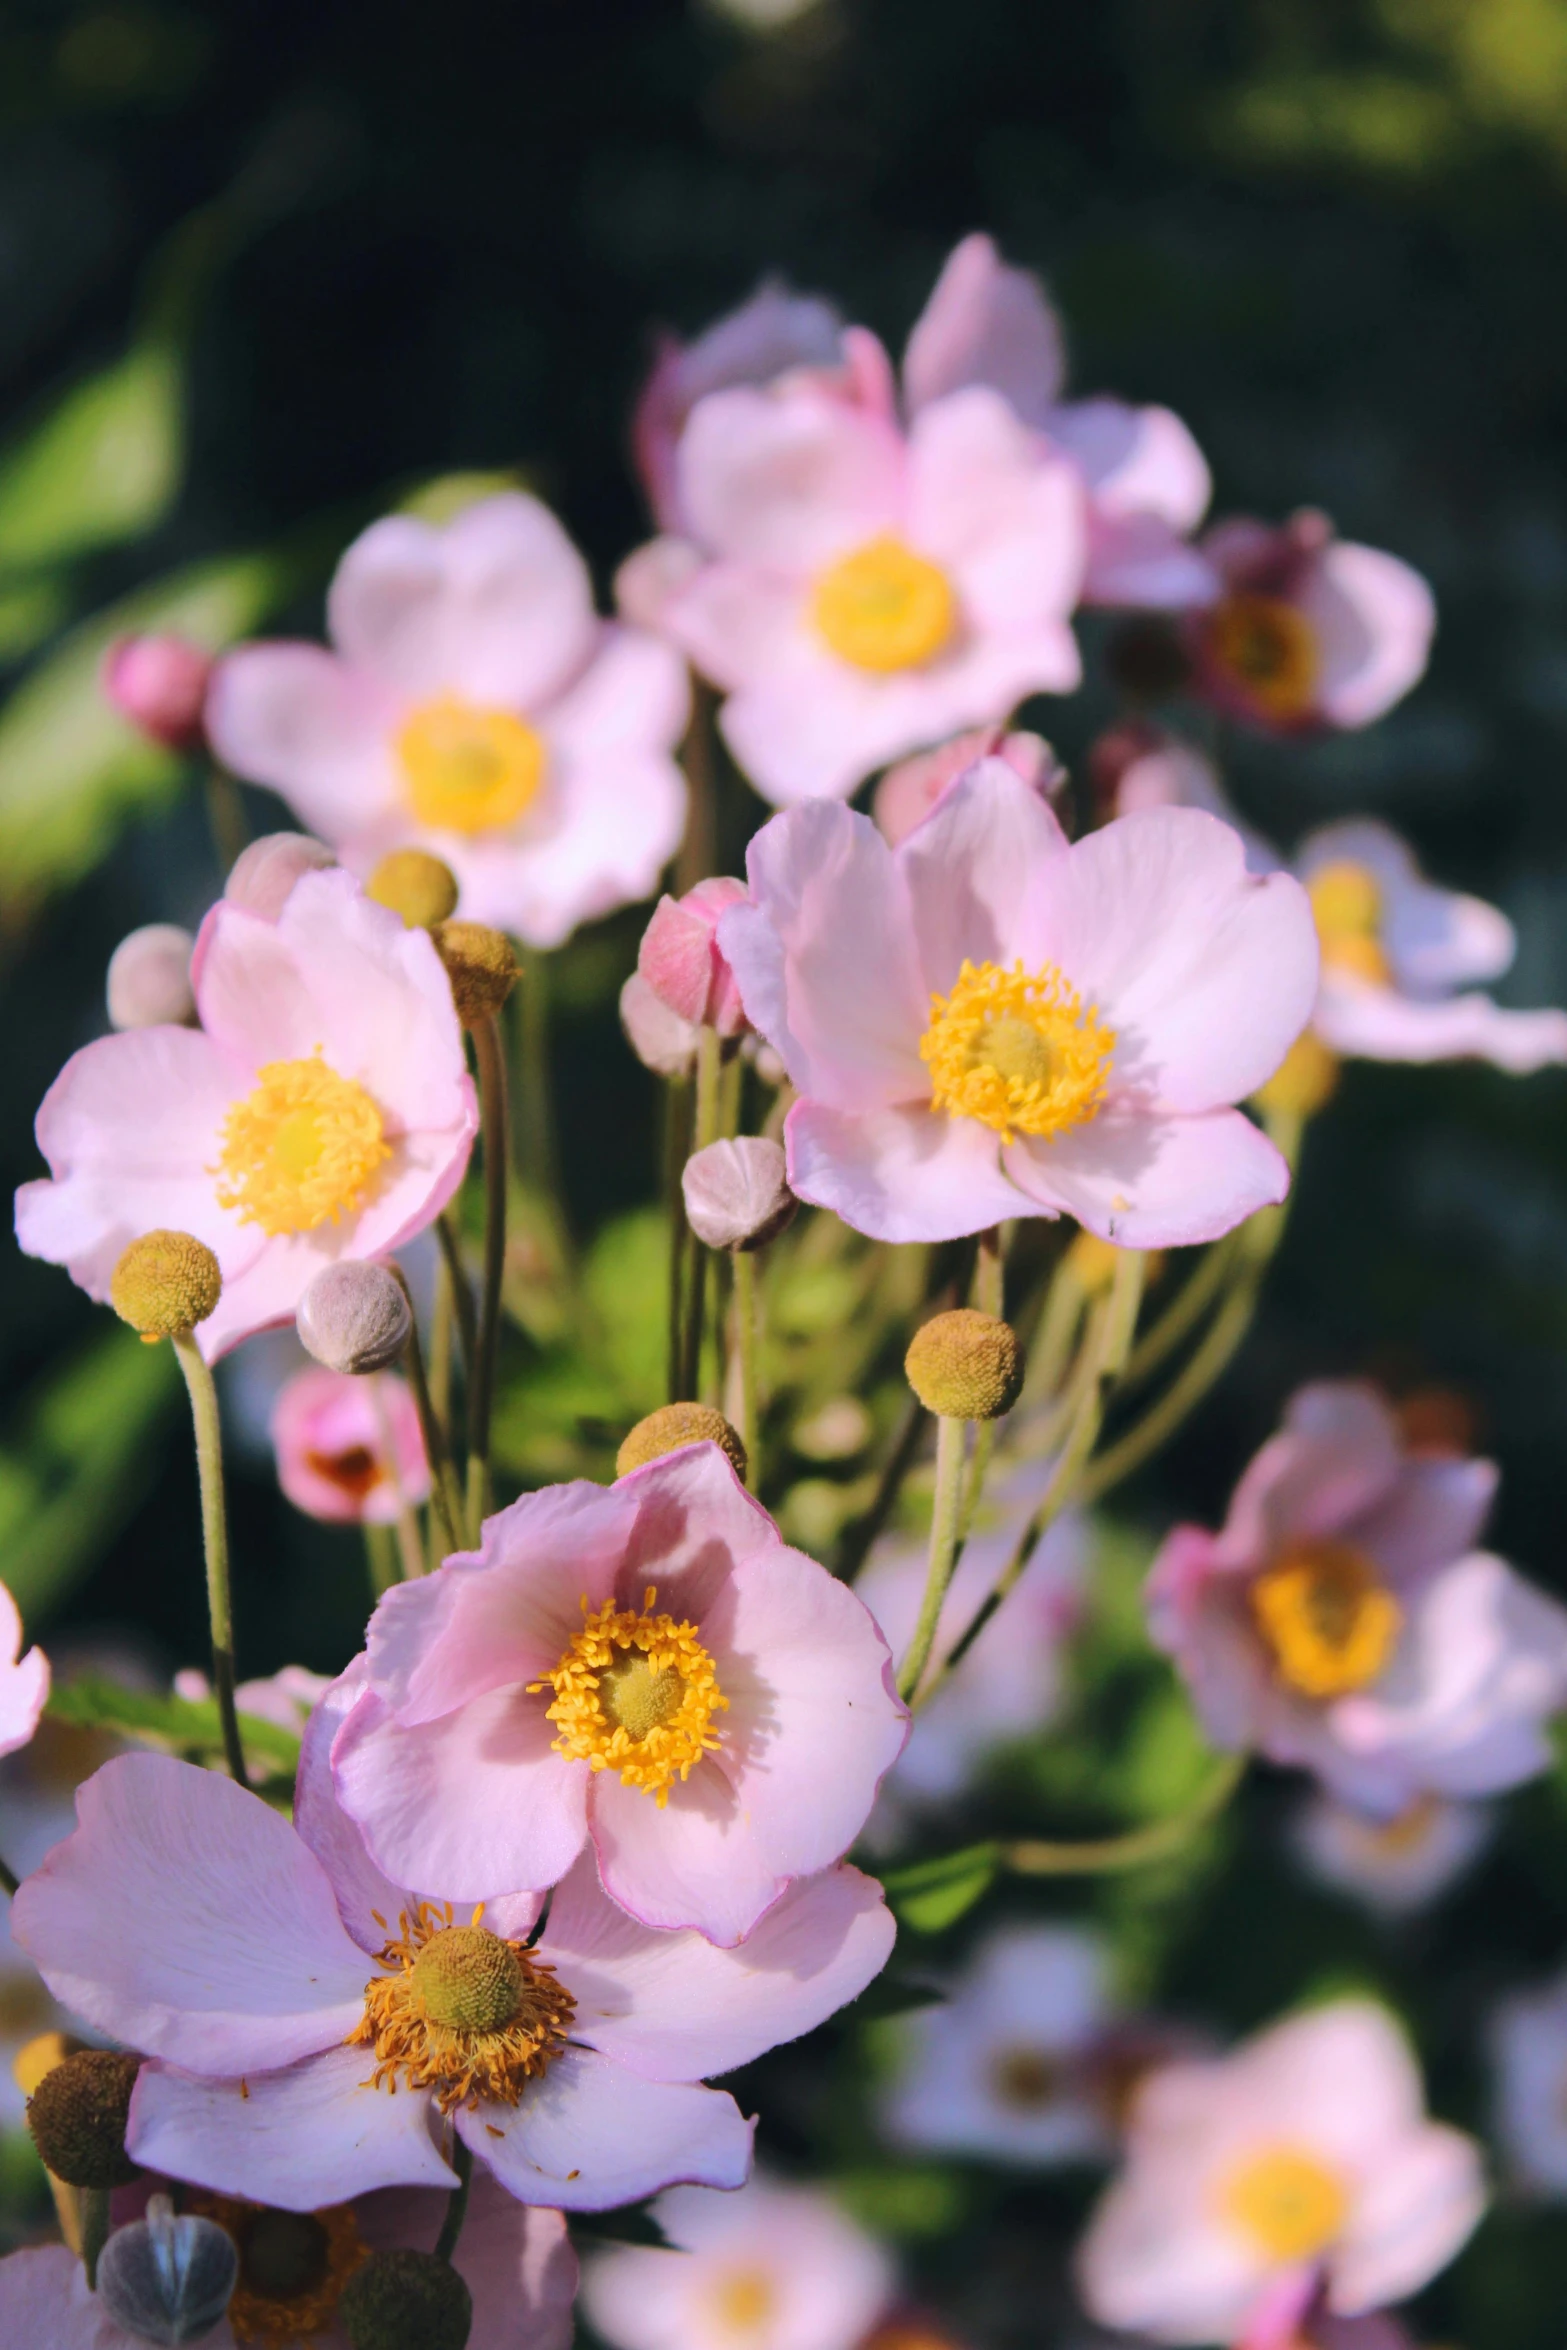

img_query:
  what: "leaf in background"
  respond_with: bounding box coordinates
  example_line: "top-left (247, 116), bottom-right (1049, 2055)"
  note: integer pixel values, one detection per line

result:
top-left (45, 1676), bottom-right (302, 1778)
top-left (0, 343), bottom-right (183, 578)
top-left (881, 1841), bottom-right (1001, 1934)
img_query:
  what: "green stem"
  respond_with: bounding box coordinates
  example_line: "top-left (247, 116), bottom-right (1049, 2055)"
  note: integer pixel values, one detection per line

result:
top-left (81, 2185), bottom-right (111, 2291)
top-left (1119, 1234), bottom-right (1238, 1396)
top-left (664, 1076), bottom-right (693, 1403)
top-left (435, 1213), bottom-right (477, 1399)
top-left (466, 1015), bottom-right (510, 1543)
top-left (430, 1248), bottom-right (455, 1444)
top-left (1004, 1753), bottom-right (1246, 1876)
top-left (171, 1335), bottom-right (248, 1790)
top-left (363, 1523), bottom-right (399, 1601)
top-left (732, 1250), bottom-right (761, 1488)
top-left (1015, 1252), bottom-right (1087, 1416)
top-left (680, 1028), bottom-right (723, 1399)
top-left (971, 1224), bottom-right (1005, 1318)
top-left (673, 680), bottom-right (718, 895)
top-left (434, 2135), bottom-right (474, 2263)
top-left (897, 1413), bottom-right (969, 1703)
top-left (389, 1270), bottom-right (464, 1560)
top-left (514, 948), bottom-right (559, 1206)
top-left (203, 764), bottom-right (248, 877)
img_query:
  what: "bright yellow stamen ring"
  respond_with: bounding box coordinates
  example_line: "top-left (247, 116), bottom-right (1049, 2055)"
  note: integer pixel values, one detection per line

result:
top-left (1250, 1538), bottom-right (1403, 1699)
top-left (213, 1053), bottom-right (389, 1237)
top-left (811, 535), bottom-right (957, 672)
top-left (921, 958), bottom-right (1116, 1145)
top-left (1207, 592), bottom-right (1319, 721)
top-left (398, 693), bottom-right (547, 834)
top-left (1307, 859), bottom-right (1392, 987)
top-left (349, 1903), bottom-right (575, 2117)
top-left (183, 2190), bottom-right (367, 2349)
top-left (1218, 2144), bottom-right (1348, 2261)
top-left (530, 1585), bottom-right (727, 1804)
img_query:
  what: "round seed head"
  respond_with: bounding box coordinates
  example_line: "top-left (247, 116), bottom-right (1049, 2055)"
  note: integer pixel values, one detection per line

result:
top-left (432, 920), bottom-right (519, 1026)
top-left (905, 1308), bottom-right (1024, 1421)
top-left (110, 1232), bottom-right (222, 1340)
top-left (224, 832), bottom-right (336, 920)
top-left (616, 1402), bottom-right (747, 1483)
top-left (681, 1136), bottom-right (795, 1252)
top-left (296, 1261), bottom-right (412, 1376)
top-left (97, 2194), bottom-right (239, 2344)
top-left (107, 924), bottom-right (196, 1030)
top-left (367, 849), bottom-right (460, 930)
top-left (26, 2049), bottom-right (141, 2187)
top-left (340, 2249), bottom-right (473, 2350)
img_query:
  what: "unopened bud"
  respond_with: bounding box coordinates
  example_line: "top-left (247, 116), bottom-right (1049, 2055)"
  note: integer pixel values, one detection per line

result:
top-left (26, 2049), bottom-right (141, 2187)
top-left (296, 1261), bottom-right (411, 1375)
top-left (97, 2194), bottom-right (238, 2345)
top-left (433, 920), bottom-right (518, 1026)
top-left (620, 972), bottom-right (698, 1078)
top-left (103, 635), bottom-right (212, 751)
top-left (638, 876), bottom-right (749, 1033)
top-left (107, 924), bottom-right (196, 1030)
top-left (682, 1137), bottom-right (795, 1252)
top-left (874, 728), bottom-right (1059, 847)
top-left (225, 832), bottom-right (336, 921)
top-left (905, 1308), bottom-right (1024, 1421)
top-left (110, 1231), bottom-right (222, 1340)
top-left (616, 1402), bottom-right (748, 1483)
top-left (339, 2247), bottom-right (473, 2350)
top-left (368, 848), bottom-right (460, 930)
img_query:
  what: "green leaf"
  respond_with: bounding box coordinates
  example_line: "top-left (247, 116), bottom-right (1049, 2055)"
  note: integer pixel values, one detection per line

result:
top-left (45, 1677), bottom-right (302, 1778)
top-left (0, 344), bottom-right (183, 577)
top-left (880, 1841), bottom-right (1001, 1934)
top-left (832, 2165), bottom-right (969, 2241)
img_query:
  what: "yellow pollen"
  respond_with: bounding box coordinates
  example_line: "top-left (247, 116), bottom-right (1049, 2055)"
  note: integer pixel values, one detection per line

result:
top-left (1251, 1539), bottom-right (1403, 1699)
top-left (1218, 2144), bottom-right (1348, 2263)
top-left (398, 693), bottom-right (547, 834)
top-left (213, 1053), bottom-right (389, 1237)
top-left (1308, 859), bottom-right (1392, 986)
top-left (529, 1585), bottom-right (727, 1804)
top-left (183, 2191), bottom-right (366, 2347)
top-left (811, 535), bottom-right (956, 672)
top-left (348, 1903), bottom-right (575, 2117)
top-left (713, 2269), bottom-right (777, 2334)
top-left (1207, 592), bottom-right (1319, 721)
top-left (921, 958), bottom-right (1115, 1145)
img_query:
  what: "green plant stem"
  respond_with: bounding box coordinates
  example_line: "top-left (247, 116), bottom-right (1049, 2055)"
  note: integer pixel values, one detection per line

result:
top-left (80, 2186), bottom-right (111, 2291)
top-left (673, 681), bottom-right (717, 894)
top-left (1119, 1233), bottom-right (1239, 1396)
top-left (171, 1334), bottom-right (248, 1790)
top-left (435, 2135), bottom-right (474, 2263)
top-left (388, 1270), bottom-right (464, 1560)
top-left (435, 1213), bottom-right (477, 1398)
top-left (1004, 1753), bottom-right (1246, 1876)
top-left (897, 1414), bottom-right (969, 1703)
top-left (1016, 1253), bottom-right (1087, 1418)
top-left (732, 1250), bottom-right (761, 1488)
top-left (680, 1027), bottom-right (723, 1398)
top-left (513, 947), bottom-right (558, 1203)
top-left (430, 1248), bottom-right (454, 1439)
top-left (466, 1014), bottom-right (509, 1543)
top-left (363, 1523), bottom-right (398, 1601)
top-left (971, 1224), bottom-right (1005, 1317)
top-left (664, 1076), bottom-right (693, 1402)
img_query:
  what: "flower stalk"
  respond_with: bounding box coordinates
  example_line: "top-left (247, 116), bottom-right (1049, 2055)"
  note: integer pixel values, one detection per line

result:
top-left (897, 1412), bottom-right (969, 1702)
top-left (171, 1334), bottom-right (248, 1790)
top-left (466, 1012), bottom-right (510, 1542)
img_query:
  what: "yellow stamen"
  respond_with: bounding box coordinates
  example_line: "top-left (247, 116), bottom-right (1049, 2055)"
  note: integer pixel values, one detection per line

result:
top-left (812, 535), bottom-right (956, 672)
top-left (183, 2191), bottom-right (366, 2348)
top-left (529, 1585), bottom-right (727, 1804)
top-left (1251, 1539), bottom-right (1403, 1699)
top-left (348, 1903), bottom-right (575, 2116)
top-left (1207, 592), bottom-right (1319, 721)
top-left (921, 958), bottom-right (1115, 1145)
top-left (398, 694), bottom-right (547, 834)
top-left (214, 1053), bottom-right (389, 1237)
top-left (1218, 2144), bottom-right (1348, 2262)
top-left (713, 2270), bottom-right (777, 2334)
top-left (1308, 859), bottom-right (1392, 986)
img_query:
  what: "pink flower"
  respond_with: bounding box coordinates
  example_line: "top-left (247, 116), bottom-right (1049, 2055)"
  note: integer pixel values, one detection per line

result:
top-left (15, 869), bottom-right (477, 1361)
top-left (205, 494), bottom-right (690, 947)
top-left (0, 1580), bottom-right (47, 1760)
top-left (1076, 1999), bottom-right (1484, 2344)
top-left (270, 1365), bottom-right (431, 1525)
top-left (1187, 511), bottom-right (1435, 735)
top-left (1291, 1791), bottom-right (1493, 1919)
top-left (639, 875), bottom-right (752, 1035)
top-left (582, 2174), bottom-right (896, 2350)
top-left (716, 757), bottom-right (1317, 1248)
top-left (13, 1672), bottom-right (893, 2214)
top-left (1491, 1970), bottom-right (1567, 2196)
top-left (331, 1440), bottom-right (906, 1945)
top-left (872, 725), bottom-right (1060, 849)
top-left (1148, 1380), bottom-right (1567, 1815)
top-left (173, 1661), bottom-right (334, 1734)
top-left (102, 632), bottom-right (212, 751)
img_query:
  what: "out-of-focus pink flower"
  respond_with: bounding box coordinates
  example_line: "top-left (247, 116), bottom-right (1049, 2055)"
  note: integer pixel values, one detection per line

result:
top-left (1239, 2289), bottom-right (1419, 2350)
top-left (1148, 1381), bottom-right (1567, 1816)
top-left (1077, 1999), bottom-right (1484, 2344)
top-left (620, 971), bottom-right (702, 1077)
top-left (268, 1365), bottom-right (430, 1525)
top-left (224, 830), bottom-right (337, 921)
top-left (102, 633), bottom-right (213, 751)
top-left (173, 1660), bottom-right (332, 1734)
top-left (717, 759), bottom-right (1317, 1249)
top-left (1491, 1970), bottom-right (1567, 2196)
top-left (206, 494), bottom-right (690, 947)
top-left (15, 870), bottom-right (477, 1362)
top-left (1187, 510), bottom-right (1435, 735)
top-left (332, 1441), bottom-right (906, 1945)
top-left (0, 1583), bottom-right (47, 1762)
top-left (583, 2174), bottom-right (896, 2350)
top-left (1292, 1790), bottom-right (1493, 1919)
top-left (13, 1676), bottom-right (893, 2213)
top-left (873, 725), bottom-right (1060, 848)
top-left (639, 875), bottom-right (752, 1034)
top-left (1100, 727), bottom-right (1274, 864)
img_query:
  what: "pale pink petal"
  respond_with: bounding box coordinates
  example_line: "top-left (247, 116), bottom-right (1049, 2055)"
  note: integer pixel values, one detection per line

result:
top-left (460, 2047), bottom-right (752, 2210)
top-left (1006, 1103), bottom-right (1289, 1249)
top-left (1300, 820), bottom-right (1515, 991)
top-left (443, 740), bottom-right (686, 948)
top-left (12, 1755), bottom-right (369, 2071)
top-left (677, 386), bottom-right (904, 571)
top-left (1306, 542), bottom-right (1435, 728)
top-left (128, 2045), bottom-right (458, 2210)
top-left (1350, 1454), bottom-right (1498, 1578)
top-left (616, 534), bottom-right (706, 630)
top-left (272, 1367), bottom-right (430, 1526)
top-left (786, 1098), bottom-right (1029, 1243)
top-left (293, 1661), bottom-right (415, 1955)
top-left (1050, 397), bottom-right (1212, 532)
top-left (907, 390), bottom-right (1085, 633)
top-left (661, 564), bottom-right (814, 695)
top-left (0, 1582), bottom-right (48, 1758)
top-left (896, 753), bottom-right (1069, 994)
top-left (1314, 975), bottom-right (1567, 1072)
top-left (1083, 512), bottom-right (1222, 610)
top-left (1228, 2001), bottom-right (1424, 2164)
top-left (542, 624), bottom-right (689, 760)
top-left (901, 233), bottom-right (1066, 425)
top-left (614, 1441), bottom-right (780, 1618)
top-left (1219, 1384), bottom-right (1406, 1566)
top-left (1076, 2161), bottom-right (1269, 2343)
top-left (205, 645), bottom-right (400, 838)
top-left (1330, 2126), bottom-right (1484, 2313)
top-left (1145, 1527), bottom-right (1281, 1755)
top-left (587, 1763), bottom-right (795, 1948)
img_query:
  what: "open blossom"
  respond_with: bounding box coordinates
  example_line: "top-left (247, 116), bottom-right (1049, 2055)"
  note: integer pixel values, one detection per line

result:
top-left (270, 1365), bottom-right (431, 1525)
top-left (332, 1440), bottom-right (906, 1945)
top-left (717, 758), bottom-right (1317, 1249)
top-left (1077, 1999), bottom-right (1484, 2345)
top-left (1490, 1971), bottom-right (1567, 2195)
top-left (0, 1581), bottom-right (47, 1761)
top-left (1292, 1791), bottom-right (1493, 1919)
top-left (1148, 1381), bottom-right (1567, 1816)
top-left (206, 493), bottom-right (689, 947)
top-left (1187, 510), bottom-right (1435, 735)
top-left (15, 870), bottom-right (477, 1361)
top-left (13, 1673), bottom-right (893, 2215)
top-left (583, 2175), bottom-right (895, 2350)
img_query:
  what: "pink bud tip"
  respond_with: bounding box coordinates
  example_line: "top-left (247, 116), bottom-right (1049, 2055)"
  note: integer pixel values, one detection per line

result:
top-left (102, 635), bottom-right (213, 751)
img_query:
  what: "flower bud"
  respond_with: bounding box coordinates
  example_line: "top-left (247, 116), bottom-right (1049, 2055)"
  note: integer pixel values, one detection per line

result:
top-left (102, 635), bottom-right (212, 751)
top-left (905, 1308), bottom-right (1024, 1421)
top-left (224, 832), bottom-right (336, 921)
top-left (874, 728), bottom-right (1059, 847)
top-left (26, 2049), bottom-right (141, 2187)
top-left (296, 1261), bottom-right (411, 1376)
top-left (432, 920), bottom-right (519, 1026)
top-left (619, 972), bottom-right (699, 1078)
top-left (339, 2248), bottom-right (473, 2350)
top-left (682, 1137), bottom-right (795, 1252)
top-left (97, 2193), bottom-right (238, 2345)
top-left (107, 924), bottom-right (196, 1030)
top-left (368, 848), bottom-right (460, 929)
top-left (110, 1231), bottom-right (222, 1340)
top-left (638, 876), bottom-right (749, 1033)
top-left (616, 1402), bottom-right (748, 1483)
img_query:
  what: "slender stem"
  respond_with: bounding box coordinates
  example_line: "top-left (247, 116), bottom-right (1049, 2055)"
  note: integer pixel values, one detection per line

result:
top-left (673, 680), bottom-right (717, 896)
top-left (203, 764), bottom-right (248, 876)
top-left (389, 1271), bottom-right (464, 1559)
top-left (897, 1414), bottom-right (969, 1703)
top-left (732, 1251), bottom-right (761, 1489)
top-left (466, 1015), bottom-right (510, 1543)
top-left (1075, 1258), bottom-right (1265, 1510)
top-left (435, 1213), bottom-right (478, 1397)
top-left (363, 1523), bottom-right (398, 1601)
top-left (837, 1390), bottom-right (925, 1583)
top-left (430, 1248), bottom-right (454, 1441)
top-left (1016, 1253), bottom-right (1087, 1417)
top-left (171, 1335), bottom-right (248, 1790)
top-left (80, 2185), bottom-right (111, 2291)
top-left (1004, 1753), bottom-right (1246, 1876)
top-left (514, 948), bottom-right (560, 1206)
top-left (955, 1421), bottom-right (996, 1546)
top-left (1119, 1234), bottom-right (1238, 1396)
top-left (664, 1076), bottom-right (693, 1402)
top-left (971, 1225), bottom-right (1005, 1318)
top-left (680, 1028), bottom-right (723, 1399)
top-left (434, 2134), bottom-right (474, 2263)
top-left (367, 1377), bottom-right (425, 1583)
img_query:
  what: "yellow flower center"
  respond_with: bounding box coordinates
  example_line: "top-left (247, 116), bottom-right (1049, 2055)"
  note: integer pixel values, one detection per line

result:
top-left (1308, 859), bottom-right (1392, 986)
top-left (921, 958), bottom-right (1116, 1145)
top-left (397, 693), bottom-right (547, 834)
top-left (214, 1054), bottom-right (389, 1238)
top-left (183, 2191), bottom-right (366, 2348)
top-left (1251, 1539), bottom-right (1404, 1699)
top-left (713, 2270), bottom-right (777, 2334)
top-left (303, 1443), bottom-right (383, 1503)
top-left (529, 1587), bottom-right (727, 1804)
top-left (349, 1904), bottom-right (575, 2116)
top-left (811, 535), bottom-right (957, 672)
top-left (1207, 593), bottom-right (1319, 721)
top-left (988, 2043), bottom-right (1063, 2111)
top-left (1218, 2144), bottom-right (1348, 2262)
